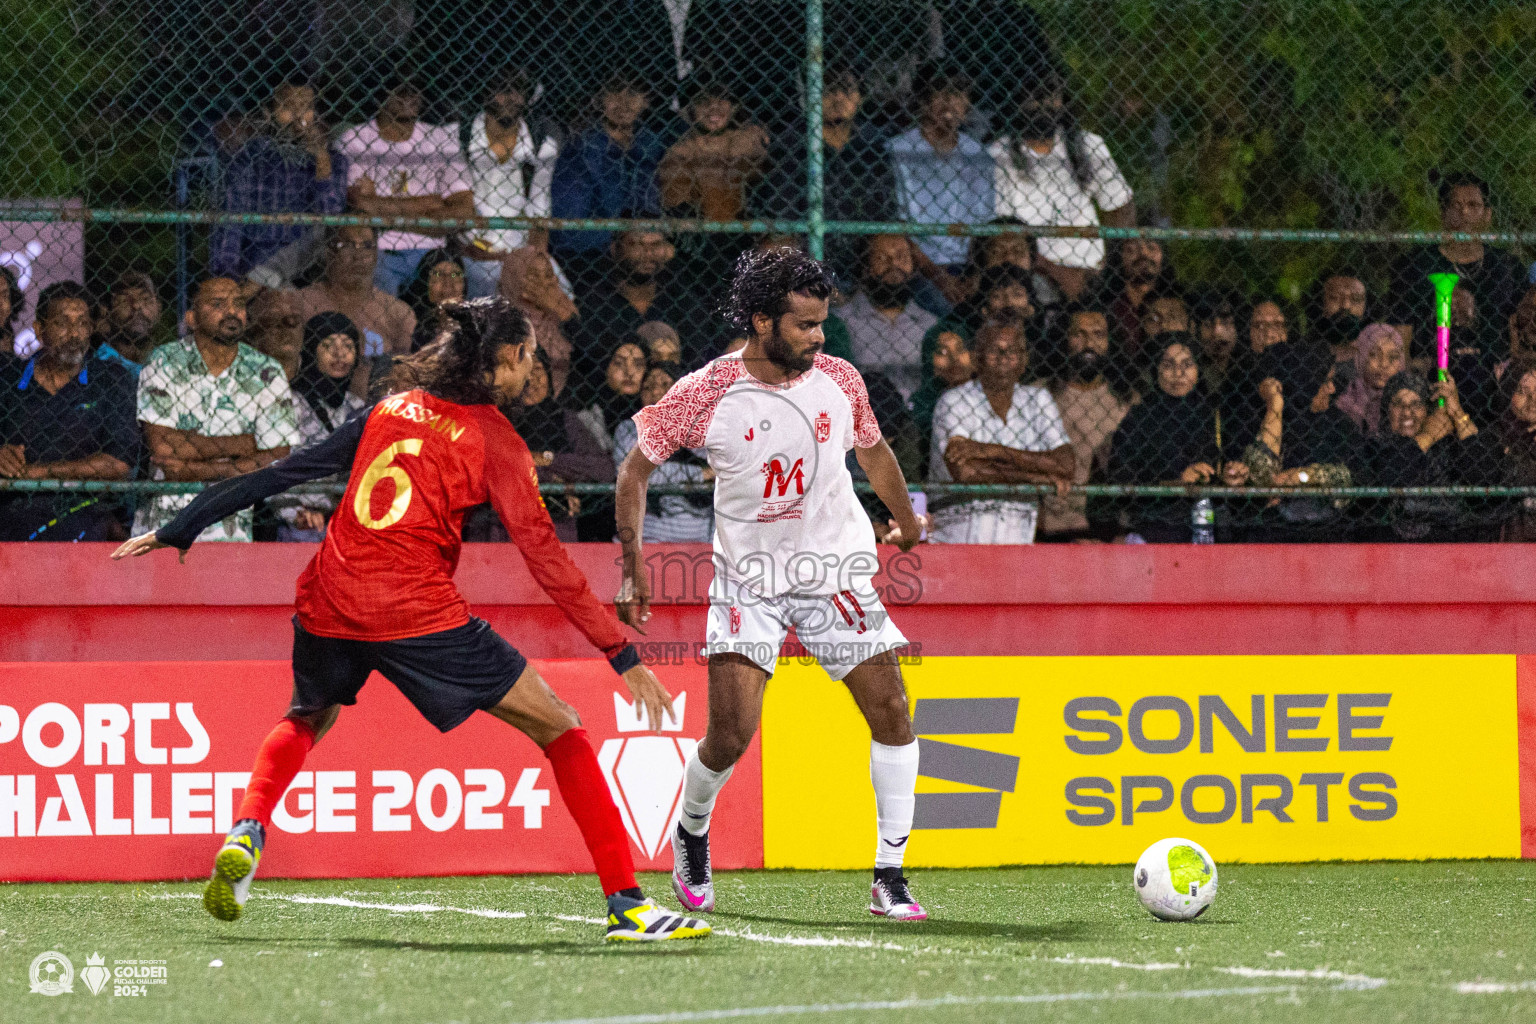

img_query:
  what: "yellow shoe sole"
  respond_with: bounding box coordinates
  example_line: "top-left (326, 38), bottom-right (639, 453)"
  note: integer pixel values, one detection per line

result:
top-left (605, 923), bottom-right (712, 943)
top-left (203, 845), bottom-right (255, 922)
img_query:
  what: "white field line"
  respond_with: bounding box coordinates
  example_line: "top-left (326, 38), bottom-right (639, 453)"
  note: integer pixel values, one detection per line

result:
top-left (157, 892), bottom-right (907, 949)
top-left (518, 986), bottom-right (1305, 1024)
top-left (151, 890), bottom-right (526, 919)
top-left (1048, 955), bottom-right (1387, 991)
top-left (515, 911), bottom-right (907, 950)
top-left (149, 890), bottom-right (1392, 983)
top-left (1456, 981), bottom-right (1536, 994)
top-left (1049, 954), bottom-right (1186, 971)
top-left (1216, 966), bottom-right (1389, 991)
top-left (261, 893), bottom-right (527, 919)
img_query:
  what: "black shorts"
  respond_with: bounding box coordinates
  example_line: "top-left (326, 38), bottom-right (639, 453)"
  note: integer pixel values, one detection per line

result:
top-left (290, 616), bottom-right (528, 733)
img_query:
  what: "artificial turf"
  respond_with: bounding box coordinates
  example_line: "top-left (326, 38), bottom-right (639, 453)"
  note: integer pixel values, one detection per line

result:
top-left (3, 862), bottom-right (1534, 1023)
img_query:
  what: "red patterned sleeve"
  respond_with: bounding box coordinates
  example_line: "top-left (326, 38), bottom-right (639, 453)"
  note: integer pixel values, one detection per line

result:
top-left (816, 354), bottom-right (883, 449)
top-left (632, 359), bottom-right (741, 464)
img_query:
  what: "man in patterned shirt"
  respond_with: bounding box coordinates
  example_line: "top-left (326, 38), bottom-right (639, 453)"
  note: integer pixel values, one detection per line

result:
top-left (134, 276), bottom-right (299, 542)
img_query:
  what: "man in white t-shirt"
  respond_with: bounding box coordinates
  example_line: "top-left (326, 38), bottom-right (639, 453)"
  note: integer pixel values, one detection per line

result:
top-left (615, 248), bottom-right (930, 923)
top-left (338, 78), bottom-right (475, 297)
top-left (929, 317), bottom-right (1075, 544)
top-left (462, 70), bottom-right (561, 299)
top-left (989, 70), bottom-right (1134, 300)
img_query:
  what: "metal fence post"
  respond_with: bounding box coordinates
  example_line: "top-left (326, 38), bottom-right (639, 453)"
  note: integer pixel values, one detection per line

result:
top-left (805, 0), bottom-right (825, 261)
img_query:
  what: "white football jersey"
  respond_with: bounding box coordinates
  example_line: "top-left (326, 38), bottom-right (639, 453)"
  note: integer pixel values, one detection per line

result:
top-left (634, 352), bottom-right (883, 598)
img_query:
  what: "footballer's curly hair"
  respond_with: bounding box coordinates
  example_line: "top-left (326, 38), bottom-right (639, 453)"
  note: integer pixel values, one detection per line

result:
top-left (387, 296), bottom-right (531, 405)
top-left (722, 246), bottom-right (835, 335)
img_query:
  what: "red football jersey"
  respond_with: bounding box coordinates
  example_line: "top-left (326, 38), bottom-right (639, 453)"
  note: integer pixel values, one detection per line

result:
top-left (294, 389), bottom-right (629, 655)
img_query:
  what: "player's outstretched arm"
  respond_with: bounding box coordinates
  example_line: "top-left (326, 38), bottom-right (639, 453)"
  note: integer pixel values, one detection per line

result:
top-left (111, 532), bottom-right (183, 562)
top-left (614, 446), bottom-right (660, 632)
top-left (110, 410), bottom-right (370, 561)
top-left (855, 439), bottom-right (926, 553)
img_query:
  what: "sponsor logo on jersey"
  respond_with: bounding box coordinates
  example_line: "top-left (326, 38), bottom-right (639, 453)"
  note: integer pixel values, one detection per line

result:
top-left (815, 411), bottom-right (831, 443)
top-left (762, 457), bottom-right (805, 498)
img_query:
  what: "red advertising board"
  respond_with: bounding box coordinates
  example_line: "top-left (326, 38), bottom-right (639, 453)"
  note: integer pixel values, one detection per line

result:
top-left (0, 659), bottom-right (763, 882)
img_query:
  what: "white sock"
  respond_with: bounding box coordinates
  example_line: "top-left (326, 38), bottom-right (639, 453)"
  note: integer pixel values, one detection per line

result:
top-left (679, 753), bottom-right (734, 836)
top-left (870, 739), bottom-right (919, 869)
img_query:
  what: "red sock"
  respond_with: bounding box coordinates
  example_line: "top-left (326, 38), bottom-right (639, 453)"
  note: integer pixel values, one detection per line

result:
top-left (546, 727), bottom-right (637, 896)
top-left (236, 717), bottom-right (316, 829)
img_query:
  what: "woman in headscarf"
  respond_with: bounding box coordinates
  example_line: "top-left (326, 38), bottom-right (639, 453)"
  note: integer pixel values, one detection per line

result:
top-left (1334, 323), bottom-right (1406, 437)
top-left (1245, 344), bottom-right (1362, 484)
top-left (568, 337), bottom-right (646, 540)
top-left (1497, 358), bottom-right (1536, 483)
top-left (1107, 334), bottom-right (1247, 540)
top-left (612, 361), bottom-right (715, 542)
top-left (572, 337), bottom-right (647, 455)
top-left (402, 249), bottom-right (469, 352)
top-left (1489, 357), bottom-right (1536, 540)
top-left (275, 312), bottom-right (367, 541)
top-left (910, 321), bottom-right (976, 466)
top-left (1361, 369), bottom-right (1501, 540)
top-left (499, 245), bottom-right (577, 394)
top-left (1238, 344), bottom-right (1364, 540)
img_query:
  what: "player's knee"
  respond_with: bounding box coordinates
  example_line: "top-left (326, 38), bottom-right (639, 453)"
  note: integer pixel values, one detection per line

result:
top-left (531, 698), bottom-right (581, 744)
top-left (704, 723), bottom-right (755, 767)
top-left (290, 706), bottom-right (339, 743)
top-left (867, 693), bottom-right (914, 745)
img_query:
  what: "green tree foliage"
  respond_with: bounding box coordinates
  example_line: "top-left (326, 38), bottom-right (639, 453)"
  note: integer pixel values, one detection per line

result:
top-left (1040, 0), bottom-right (1536, 298)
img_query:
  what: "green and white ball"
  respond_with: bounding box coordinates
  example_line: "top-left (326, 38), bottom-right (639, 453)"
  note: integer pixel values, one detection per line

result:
top-left (1134, 837), bottom-right (1217, 921)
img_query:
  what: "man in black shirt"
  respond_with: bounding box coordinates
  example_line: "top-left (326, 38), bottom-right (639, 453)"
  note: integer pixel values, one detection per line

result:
top-left (93, 269), bottom-right (165, 377)
top-left (569, 224), bottom-right (714, 370)
top-left (750, 64), bottom-right (897, 289)
top-left (1386, 171), bottom-right (1525, 358)
top-left (0, 281), bottom-right (139, 540)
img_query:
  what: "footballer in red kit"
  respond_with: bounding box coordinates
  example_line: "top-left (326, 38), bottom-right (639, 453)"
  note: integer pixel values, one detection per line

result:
top-left (113, 297), bottom-right (709, 944)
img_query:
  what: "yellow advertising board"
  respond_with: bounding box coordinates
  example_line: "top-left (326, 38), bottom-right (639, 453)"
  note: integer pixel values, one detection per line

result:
top-left (761, 655), bottom-right (1521, 867)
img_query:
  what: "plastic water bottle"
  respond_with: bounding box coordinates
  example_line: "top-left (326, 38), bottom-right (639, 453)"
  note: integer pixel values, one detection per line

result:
top-left (1191, 498), bottom-right (1216, 544)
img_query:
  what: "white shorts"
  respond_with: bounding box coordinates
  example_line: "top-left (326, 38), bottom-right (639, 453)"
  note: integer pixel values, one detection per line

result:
top-left (704, 577), bottom-right (908, 681)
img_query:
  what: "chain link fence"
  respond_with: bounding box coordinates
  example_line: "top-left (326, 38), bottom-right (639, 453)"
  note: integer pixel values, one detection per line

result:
top-left (4, 0), bottom-right (1536, 543)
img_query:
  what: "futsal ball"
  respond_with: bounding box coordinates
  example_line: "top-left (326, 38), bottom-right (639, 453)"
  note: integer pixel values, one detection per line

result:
top-left (1134, 837), bottom-right (1217, 921)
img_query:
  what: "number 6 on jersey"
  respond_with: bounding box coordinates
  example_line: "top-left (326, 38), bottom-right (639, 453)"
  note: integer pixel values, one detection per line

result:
top-left (354, 438), bottom-right (422, 529)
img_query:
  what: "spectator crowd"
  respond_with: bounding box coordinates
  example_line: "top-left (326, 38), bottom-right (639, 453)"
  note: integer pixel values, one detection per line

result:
top-left (4, 8), bottom-right (1536, 544)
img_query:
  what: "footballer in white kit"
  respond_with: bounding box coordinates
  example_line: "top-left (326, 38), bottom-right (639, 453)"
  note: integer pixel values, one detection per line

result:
top-left (616, 248), bottom-right (929, 922)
